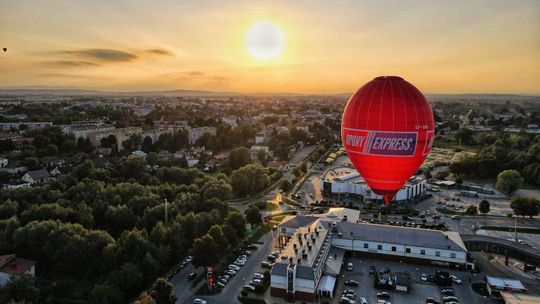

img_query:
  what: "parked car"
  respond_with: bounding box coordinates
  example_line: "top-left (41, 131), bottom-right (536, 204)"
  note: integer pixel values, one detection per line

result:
top-left (340, 297), bottom-right (355, 304)
top-left (253, 273), bottom-right (264, 280)
top-left (451, 215), bottom-right (460, 220)
top-left (267, 254), bottom-right (277, 261)
top-left (345, 280), bottom-right (359, 286)
top-left (377, 292), bottom-right (391, 299)
top-left (441, 289), bottom-right (454, 295)
top-left (344, 289), bottom-right (356, 295)
top-left (185, 256), bottom-right (193, 263)
top-left (347, 262), bottom-right (354, 271)
top-left (193, 299), bottom-right (206, 304)
top-left (425, 297), bottom-right (440, 304)
top-left (360, 298), bottom-right (368, 304)
top-left (261, 261), bottom-right (273, 268)
top-left (344, 293), bottom-right (356, 300)
top-left (449, 275), bottom-right (462, 284)
top-left (377, 300), bottom-right (391, 304)
top-left (421, 273), bottom-right (428, 281)
top-left (216, 282), bottom-right (225, 288)
top-left (248, 244), bottom-right (258, 250)
top-left (228, 264), bottom-right (240, 271)
top-left (188, 272), bottom-right (196, 280)
top-left (244, 250), bottom-right (252, 256)
top-left (442, 296), bottom-right (458, 302)
top-left (243, 284), bottom-right (256, 291)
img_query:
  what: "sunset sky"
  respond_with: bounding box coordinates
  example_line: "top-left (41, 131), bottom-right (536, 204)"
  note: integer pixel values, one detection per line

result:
top-left (1, 0), bottom-right (539, 94)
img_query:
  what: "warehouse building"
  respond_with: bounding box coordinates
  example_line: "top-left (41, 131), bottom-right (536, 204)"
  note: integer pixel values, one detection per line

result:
top-left (322, 170), bottom-right (428, 202)
top-left (271, 208), bottom-right (468, 302)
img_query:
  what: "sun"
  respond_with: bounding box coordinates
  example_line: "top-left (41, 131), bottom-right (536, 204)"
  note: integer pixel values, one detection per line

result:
top-left (245, 20), bottom-right (285, 61)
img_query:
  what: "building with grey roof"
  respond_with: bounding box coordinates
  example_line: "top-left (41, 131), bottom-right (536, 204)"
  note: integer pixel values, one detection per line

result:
top-left (271, 208), bottom-right (469, 302)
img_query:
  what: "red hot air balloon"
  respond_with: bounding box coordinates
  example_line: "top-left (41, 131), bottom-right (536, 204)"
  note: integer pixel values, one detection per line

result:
top-left (341, 76), bottom-right (435, 204)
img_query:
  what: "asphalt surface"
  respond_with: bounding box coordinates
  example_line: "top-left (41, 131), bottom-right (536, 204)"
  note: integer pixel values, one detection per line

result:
top-left (180, 232), bottom-right (274, 304)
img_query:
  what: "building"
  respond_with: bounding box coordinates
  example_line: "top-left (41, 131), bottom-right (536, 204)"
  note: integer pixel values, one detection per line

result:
top-left (0, 158), bottom-right (7, 167)
top-left (500, 292), bottom-right (540, 304)
top-left (486, 276), bottom-right (527, 296)
top-left (188, 126), bottom-right (217, 144)
top-left (0, 121), bottom-right (52, 132)
top-left (323, 170), bottom-right (427, 202)
top-left (0, 254), bottom-right (36, 287)
top-left (0, 160), bottom-right (27, 175)
top-left (271, 208), bottom-right (468, 302)
top-left (255, 131), bottom-right (268, 144)
top-left (22, 168), bottom-right (52, 184)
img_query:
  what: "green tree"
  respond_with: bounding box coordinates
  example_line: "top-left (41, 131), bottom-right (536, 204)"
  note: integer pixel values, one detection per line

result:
top-left (280, 180), bottom-right (292, 192)
top-left (226, 211), bottom-right (246, 240)
top-left (228, 147), bottom-right (252, 170)
top-left (108, 263), bottom-right (144, 299)
top-left (191, 234), bottom-right (220, 267)
top-left (510, 196), bottom-right (540, 218)
top-left (496, 170), bottom-right (523, 194)
top-left (245, 205), bottom-right (262, 226)
top-left (141, 136), bottom-right (154, 153)
top-left (153, 278), bottom-right (175, 304)
top-left (465, 204), bottom-right (478, 215)
top-left (230, 164), bottom-right (270, 197)
top-left (455, 128), bottom-right (475, 145)
top-left (89, 283), bottom-right (124, 304)
top-left (479, 199), bottom-right (490, 215)
top-left (274, 145), bottom-right (289, 161)
top-left (4, 275), bottom-right (40, 304)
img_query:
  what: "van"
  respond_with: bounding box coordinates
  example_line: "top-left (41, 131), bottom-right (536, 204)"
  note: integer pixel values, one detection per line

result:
top-left (347, 262), bottom-right (354, 271)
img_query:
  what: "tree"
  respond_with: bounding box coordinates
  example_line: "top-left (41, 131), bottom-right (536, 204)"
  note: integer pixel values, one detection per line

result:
top-left (245, 205), bottom-right (262, 226)
top-left (274, 145), bottom-right (289, 161)
top-left (465, 205), bottom-right (478, 215)
top-left (202, 180), bottom-right (233, 201)
top-left (230, 164), bottom-right (270, 197)
top-left (280, 180), bottom-right (292, 192)
top-left (455, 128), bottom-right (475, 145)
top-left (226, 211), bottom-right (246, 240)
top-left (108, 263), bottom-right (144, 298)
top-left (153, 278), bottom-right (175, 304)
top-left (479, 199), bottom-right (490, 215)
top-left (191, 234), bottom-right (220, 267)
top-left (89, 283), bottom-right (124, 304)
top-left (4, 275), bottom-right (40, 304)
top-left (141, 136), bottom-right (154, 153)
top-left (496, 170), bottom-right (523, 194)
top-left (510, 196), bottom-right (540, 218)
top-left (122, 134), bottom-right (142, 152)
top-left (228, 147), bottom-right (252, 170)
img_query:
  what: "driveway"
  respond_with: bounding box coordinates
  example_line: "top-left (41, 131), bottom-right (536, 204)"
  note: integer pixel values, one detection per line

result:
top-left (181, 232), bottom-right (274, 304)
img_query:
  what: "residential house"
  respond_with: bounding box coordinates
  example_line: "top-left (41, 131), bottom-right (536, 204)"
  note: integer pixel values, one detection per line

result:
top-left (0, 160), bottom-right (27, 175)
top-left (22, 168), bottom-right (52, 184)
top-left (0, 254), bottom-right (36, 287)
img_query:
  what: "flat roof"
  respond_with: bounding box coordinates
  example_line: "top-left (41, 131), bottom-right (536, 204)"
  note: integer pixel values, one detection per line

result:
top-left (334, 221), bottom-right (467, 252)
top-left (274, 220), bottom-right (330, 280)
top-left (501, 292), bottom-right (540, 304)
top-left (487, 276), bottom-right (527, 291)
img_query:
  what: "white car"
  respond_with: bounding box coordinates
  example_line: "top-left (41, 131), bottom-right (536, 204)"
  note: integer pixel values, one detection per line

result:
top-left (228, 264), bottom-right (240, 271)
top-left (253, 273), bottom-right (264, 279)
top-left (193, 299), bottom-right (206, 304)
top-left (377, 301), bottom-right (391, 304)
top-left (185, 256), bottom-right (193, 263)
top-left (450, 274), bottom-right (462, 284)
top-left (347, 262), bottom-right (354, 271)
top-left (421, 273), bottom-right (428, 281)
top-left (360, 298), bottom-right (368, 304)
top-left (243, 284), bottom-right (256, 291)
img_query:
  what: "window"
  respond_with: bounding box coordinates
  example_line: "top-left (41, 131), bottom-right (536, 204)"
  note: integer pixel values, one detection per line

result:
top-left (420, 250), bottom-right (426, 255)
top-left (450, 253), bottom-right (456, 259)
top-left (435, 251), bottom-right (440, 257)
top-left (391, 246), bottom-right (397, 252)
top-left (364, 243), bottom-right (368, 249)
top-left (377, 245), bottom-right (382, 250)
top-left (405, 248), bottom-right (411, 253)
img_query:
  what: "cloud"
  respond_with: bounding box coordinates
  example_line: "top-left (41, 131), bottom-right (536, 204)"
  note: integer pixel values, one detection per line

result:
top-left (188, 71), bottom-right (204, 76)
top-left (45, 60), bottom-right (102, 67)
top-left (146, 48), bottom-right (174, 56)
top-left (64, 48), bottom-right (137, 62)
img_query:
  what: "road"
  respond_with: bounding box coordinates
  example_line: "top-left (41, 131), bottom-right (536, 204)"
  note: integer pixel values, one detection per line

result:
top-left (180, 232), bottom-right (274, 304)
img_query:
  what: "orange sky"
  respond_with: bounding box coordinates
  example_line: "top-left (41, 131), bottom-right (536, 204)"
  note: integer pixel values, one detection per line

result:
top-left (1, 0), bottom-right (539, 94)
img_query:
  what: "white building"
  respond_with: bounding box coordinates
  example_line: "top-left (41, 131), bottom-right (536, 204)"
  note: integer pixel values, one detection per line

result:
top-left (271, 208), bottom-right (468, 302)
top-left (0, 158), bottom-right (7, 168)
top-left (22, 168), bottom-right (52, 184)
top-left (323, 171), bottom-right (427, 203)
top-left (0, 254), bottom-right (36, 287)
top-left (188, 126), bottom-right (217, 144)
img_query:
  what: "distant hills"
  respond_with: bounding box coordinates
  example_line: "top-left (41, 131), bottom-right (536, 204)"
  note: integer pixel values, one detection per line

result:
top-left (0, 87), bottom-right (538, 101)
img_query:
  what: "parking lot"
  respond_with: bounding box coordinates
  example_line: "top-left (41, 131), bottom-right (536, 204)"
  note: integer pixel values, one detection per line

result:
top-left (332, 257), bottom-right (493, 304)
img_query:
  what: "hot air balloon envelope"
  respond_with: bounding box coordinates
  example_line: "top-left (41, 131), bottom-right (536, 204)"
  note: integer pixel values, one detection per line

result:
top-left (341, 76), bottom-right (435, 204)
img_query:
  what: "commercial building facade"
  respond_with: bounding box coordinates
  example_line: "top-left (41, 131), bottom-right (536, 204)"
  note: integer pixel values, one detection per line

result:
top-left (271, 208), bottom-right (468, 302)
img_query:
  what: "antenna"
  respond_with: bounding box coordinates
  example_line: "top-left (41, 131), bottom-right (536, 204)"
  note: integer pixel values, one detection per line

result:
top-left (165, 198), bottom-right (168, 226)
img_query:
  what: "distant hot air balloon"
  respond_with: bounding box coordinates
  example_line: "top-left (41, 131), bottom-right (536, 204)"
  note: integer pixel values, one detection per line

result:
top-left (341, 76), bottom-right (435, 204)
top-left (2, 48), bottom-right (6, 52)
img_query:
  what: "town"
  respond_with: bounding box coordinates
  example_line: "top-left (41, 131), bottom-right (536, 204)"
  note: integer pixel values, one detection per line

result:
top-left (0, 92), bottom-right (539, 304)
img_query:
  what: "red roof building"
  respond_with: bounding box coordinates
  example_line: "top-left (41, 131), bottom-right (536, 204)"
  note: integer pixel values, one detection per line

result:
top-left (0, 254), bottom-right (36, 287)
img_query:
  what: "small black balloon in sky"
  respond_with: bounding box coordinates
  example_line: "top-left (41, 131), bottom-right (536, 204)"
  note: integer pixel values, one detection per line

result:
top-left (2, 48), bottom-right (6, 52)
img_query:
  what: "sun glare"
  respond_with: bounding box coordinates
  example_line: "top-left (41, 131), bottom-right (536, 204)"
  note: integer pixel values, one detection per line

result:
top-left (245, 20), bottom-right (285, 61)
